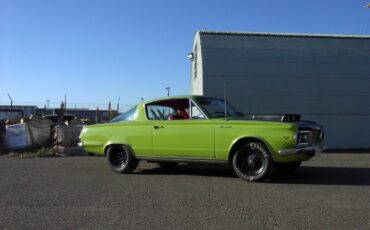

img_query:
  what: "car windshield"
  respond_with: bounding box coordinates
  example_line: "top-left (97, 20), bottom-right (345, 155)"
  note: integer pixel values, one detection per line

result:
top-left (196, 97), bottom-right (244, 118)
top-left (110, 106), bottom-right (137, 123)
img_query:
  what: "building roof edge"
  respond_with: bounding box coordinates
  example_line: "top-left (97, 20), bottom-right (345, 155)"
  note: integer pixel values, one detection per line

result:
top-left (196, 30), bottom-right (370, 39)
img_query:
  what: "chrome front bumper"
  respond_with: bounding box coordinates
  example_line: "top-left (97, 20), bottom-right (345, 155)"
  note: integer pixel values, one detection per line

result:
top-left (278, 145), bottom-right (326, 156)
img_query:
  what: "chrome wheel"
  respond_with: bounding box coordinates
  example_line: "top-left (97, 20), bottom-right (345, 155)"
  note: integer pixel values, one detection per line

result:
top-left (232, 142), bottom-right (273, 182)
top-left (246, 152), bottom-right (265, 176)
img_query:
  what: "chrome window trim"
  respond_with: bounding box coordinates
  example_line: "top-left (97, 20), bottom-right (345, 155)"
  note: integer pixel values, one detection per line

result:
top-left (189, 98), bottom-right (209, 120)
top-left (143, 97), bottom-right (210, 121)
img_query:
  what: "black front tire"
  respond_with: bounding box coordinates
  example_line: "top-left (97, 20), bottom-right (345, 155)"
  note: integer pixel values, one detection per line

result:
top-left (274, 161), bottom-right (301, 172)
top-left (232, 142), bottom-right (273, 182)
top-left (107, 145), bottom-right (139, 173)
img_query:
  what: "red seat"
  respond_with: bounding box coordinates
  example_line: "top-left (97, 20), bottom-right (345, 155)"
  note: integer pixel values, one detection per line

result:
top-left (168, 111), bottom-right (189, 120)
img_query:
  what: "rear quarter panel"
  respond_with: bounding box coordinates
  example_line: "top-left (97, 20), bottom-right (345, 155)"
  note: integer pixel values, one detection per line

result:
top-left (80, 121), bottom-right (153, 155)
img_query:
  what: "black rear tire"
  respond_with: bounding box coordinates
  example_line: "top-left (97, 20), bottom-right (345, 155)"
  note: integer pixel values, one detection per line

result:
top-left (274, 161), bottom-right (301, 172)
top-left (232, 142), bottom-right (273, 182)
top-left (107, 145), bottom-right (138, 173)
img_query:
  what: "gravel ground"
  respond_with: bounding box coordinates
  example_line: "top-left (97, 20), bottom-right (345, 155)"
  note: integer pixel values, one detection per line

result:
top-left (0, 152), bottom-right (369, 229)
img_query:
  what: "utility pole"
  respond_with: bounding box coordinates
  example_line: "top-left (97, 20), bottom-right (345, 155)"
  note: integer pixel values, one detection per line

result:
top-left (96, 107), bottom-right (99, 123)
top-left (117, 97), bottom-right (120, 113)
top-left (64, 94), bottom-right (67, 111)
top-left (165, 87), bottom-right (170, 97)
top-left (47, 99), bottom-right (50, 109)
top-left (7, 93), bottom-right (13, 111)
top-left (7, 93), bottom-right (13, 119)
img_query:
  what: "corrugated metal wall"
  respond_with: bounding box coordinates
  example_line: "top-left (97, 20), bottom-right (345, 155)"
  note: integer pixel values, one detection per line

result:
top-left (191, 32), bottom-right (370, 149)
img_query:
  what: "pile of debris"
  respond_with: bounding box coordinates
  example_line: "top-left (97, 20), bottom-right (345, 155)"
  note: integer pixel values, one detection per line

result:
top-left (0, 120), bottom-right (5, 144)
top-left (0, 109), bottom-right (85, 154)
top-left (1, 118), bottom-right (51, 151)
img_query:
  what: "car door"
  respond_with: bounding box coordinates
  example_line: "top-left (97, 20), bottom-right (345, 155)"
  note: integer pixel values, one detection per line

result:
top-left (148, 99), bottom-right (215, 158)
top-left (152, 119), bottom-right (214, 158)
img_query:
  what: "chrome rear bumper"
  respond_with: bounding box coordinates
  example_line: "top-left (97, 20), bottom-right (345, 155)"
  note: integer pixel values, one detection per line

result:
top-left (78, 141), bottom-right (84, 148)
top-left (278, 145), bottom-right (326, 156)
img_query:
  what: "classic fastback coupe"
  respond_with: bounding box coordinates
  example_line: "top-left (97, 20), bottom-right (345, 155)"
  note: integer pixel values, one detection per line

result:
top-left (79, 96), bottom-right (325, 182)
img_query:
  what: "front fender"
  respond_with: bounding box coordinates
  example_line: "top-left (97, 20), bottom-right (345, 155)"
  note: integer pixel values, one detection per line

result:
top-left (226, 135), bottom-right (274, 159)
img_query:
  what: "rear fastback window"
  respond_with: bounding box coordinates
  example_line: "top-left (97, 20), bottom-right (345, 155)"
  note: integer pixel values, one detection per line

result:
top-left (110, 106), bottom-right (137, 123)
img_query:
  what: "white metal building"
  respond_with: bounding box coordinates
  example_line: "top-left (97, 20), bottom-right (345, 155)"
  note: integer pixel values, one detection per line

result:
top-left (189, 31), bottom-right (370, 149)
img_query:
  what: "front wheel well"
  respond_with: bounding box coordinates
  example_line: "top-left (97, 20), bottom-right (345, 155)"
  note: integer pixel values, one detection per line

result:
top-left (104, 144), bottom-right (125, 156)
top-left (228, 137), bottom-right (269, 165)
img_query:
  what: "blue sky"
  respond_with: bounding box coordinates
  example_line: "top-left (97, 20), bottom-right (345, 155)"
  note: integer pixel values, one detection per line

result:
top-left (1, 0), bottom-right (369, 110)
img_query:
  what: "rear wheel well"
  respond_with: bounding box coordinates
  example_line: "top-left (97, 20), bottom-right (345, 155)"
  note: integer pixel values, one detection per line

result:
top-left (228, 137), bottom-right (269, 165)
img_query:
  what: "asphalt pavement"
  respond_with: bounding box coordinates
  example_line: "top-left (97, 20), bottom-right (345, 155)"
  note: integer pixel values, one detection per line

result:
top-left (0, 152), bottom-right (369, 229)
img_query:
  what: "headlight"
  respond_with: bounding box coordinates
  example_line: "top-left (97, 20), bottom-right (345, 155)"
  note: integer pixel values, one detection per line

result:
top-left (297, 131), bottom-right (311, 145)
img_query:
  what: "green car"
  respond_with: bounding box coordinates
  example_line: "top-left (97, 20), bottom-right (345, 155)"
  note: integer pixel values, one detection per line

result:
top-left (79, 95), bottom-right (325, 182)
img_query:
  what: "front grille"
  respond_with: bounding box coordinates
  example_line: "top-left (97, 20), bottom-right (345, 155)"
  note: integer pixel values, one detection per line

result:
top-left (311, 129), bottom-right (322, 144)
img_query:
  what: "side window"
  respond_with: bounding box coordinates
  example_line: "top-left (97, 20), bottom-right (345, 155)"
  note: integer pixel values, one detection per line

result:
top-left (190, 101), bottom-right (205, 119)
top-left (147, 105), bottom-right (174, 120)
top-left (145, 99), bottom-right (191, 120)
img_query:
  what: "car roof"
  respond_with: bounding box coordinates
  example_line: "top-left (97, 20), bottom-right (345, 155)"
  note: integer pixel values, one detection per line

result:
top-left (141, 95), bottom-right (222, 105)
